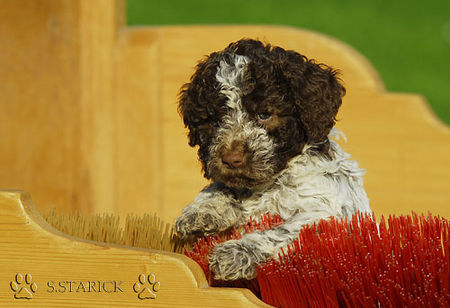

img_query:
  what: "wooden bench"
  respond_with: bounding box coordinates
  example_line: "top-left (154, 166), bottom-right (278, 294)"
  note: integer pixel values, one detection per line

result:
top-left (0, 1), bottom-right (448, 306)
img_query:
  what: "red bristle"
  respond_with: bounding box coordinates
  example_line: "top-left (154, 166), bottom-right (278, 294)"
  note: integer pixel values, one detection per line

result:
top-left (184, 213), bottom-right (284, 292)
top-left (185, 212), bottom-right (449, 307)
top-left (257, 212), bottom-right (449, 307)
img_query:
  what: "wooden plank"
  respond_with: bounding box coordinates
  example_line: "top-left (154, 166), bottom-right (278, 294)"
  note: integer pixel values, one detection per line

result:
top-left (77, 0), bottom-right (124, 214)
top-left (0, 0), bottom-right (86, 213)
top-left (0, 191), bottom-right (269, 307)
top-left (0, 0), bottom-right (125, 215)
top-left (114, 29), bottom-right (164, 217)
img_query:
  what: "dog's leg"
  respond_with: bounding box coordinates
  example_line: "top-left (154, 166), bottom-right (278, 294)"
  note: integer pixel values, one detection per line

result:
top-left (174, 183), bottom-right (244, 240)
top-left (209, 210), bottom-right (332, 280)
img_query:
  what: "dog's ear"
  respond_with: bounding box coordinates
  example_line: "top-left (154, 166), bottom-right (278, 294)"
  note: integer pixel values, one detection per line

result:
top-left (178, 84), bottom-right (202, 147)
top-left (178, 54), bottom-right (221, 147)
top-left (282, 51), bottom-right (345, 146)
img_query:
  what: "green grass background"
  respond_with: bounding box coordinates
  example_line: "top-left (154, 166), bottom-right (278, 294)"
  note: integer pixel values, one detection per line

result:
top-left (127, 0), bottom-right (450, 125)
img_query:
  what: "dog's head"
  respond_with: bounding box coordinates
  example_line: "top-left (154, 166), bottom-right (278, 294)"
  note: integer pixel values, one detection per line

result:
top-left (178, 39), bottom-right (345, 189)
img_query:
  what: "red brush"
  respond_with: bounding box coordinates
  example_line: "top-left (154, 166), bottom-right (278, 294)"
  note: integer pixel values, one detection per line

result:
top-left (185, 213), bottom-right (284, 296)
top-left (185, 212), bottom-right (449, 307)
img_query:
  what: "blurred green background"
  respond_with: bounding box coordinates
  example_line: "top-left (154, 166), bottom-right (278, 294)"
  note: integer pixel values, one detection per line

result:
top-left (127, 0), bottom-right (450, 125)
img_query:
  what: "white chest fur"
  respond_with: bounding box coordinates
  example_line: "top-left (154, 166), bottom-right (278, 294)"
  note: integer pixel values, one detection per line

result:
top-left (241, 139), bottom-right (371, 222)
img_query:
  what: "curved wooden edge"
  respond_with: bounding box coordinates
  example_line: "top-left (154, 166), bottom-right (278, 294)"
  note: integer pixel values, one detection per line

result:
top-left (154, 24), bottom-right (449, 130)
top-left (158, 24), bottom-right (386, 91)
top-left (337, 91), bottom-right (450, 218)
top-left (0, 190), bottom-right (271, 307)
top-left (404, 93), bottom-right (450, 133)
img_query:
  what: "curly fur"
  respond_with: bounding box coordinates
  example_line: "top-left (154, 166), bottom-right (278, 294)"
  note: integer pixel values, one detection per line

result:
top-left (175, 39), bottom-right (370, 280)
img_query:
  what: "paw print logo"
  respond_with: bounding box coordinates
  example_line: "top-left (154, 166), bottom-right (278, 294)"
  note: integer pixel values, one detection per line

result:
top-left (10, 273), bottom-right (38, 299)
top-left (133, 273), bottom-right (160, 300)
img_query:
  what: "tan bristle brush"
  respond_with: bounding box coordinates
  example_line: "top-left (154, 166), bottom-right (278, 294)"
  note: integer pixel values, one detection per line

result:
top-left (43, 209), bottom-right (185, 253)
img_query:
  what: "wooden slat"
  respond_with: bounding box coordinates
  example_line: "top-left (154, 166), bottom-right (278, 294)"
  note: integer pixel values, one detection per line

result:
top-left (0, 0), bottom-right (87, 213)
top-left (114, 29), bottom-right (164, 217)
top-left (0, 0), bottom-right (124, 214)
top-left (0, 190), bottom-right (269, 307)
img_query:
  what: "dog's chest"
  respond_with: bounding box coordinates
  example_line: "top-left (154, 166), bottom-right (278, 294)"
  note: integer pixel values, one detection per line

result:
top-left (240, 173), bottom-right (334, 220)
top-left (239, 144), bottom-right (370, 221)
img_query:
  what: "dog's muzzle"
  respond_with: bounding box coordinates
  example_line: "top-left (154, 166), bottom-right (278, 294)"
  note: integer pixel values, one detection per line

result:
top-left (206, 114), bottom-right (277, 189)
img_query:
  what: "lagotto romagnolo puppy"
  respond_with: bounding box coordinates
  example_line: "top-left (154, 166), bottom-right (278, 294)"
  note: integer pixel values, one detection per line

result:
top-left (175, 39), bottom-right (371, 281)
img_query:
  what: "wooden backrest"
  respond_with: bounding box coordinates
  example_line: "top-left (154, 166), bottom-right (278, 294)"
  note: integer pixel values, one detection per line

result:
top-left (1, 0), bottom-right (448, 224)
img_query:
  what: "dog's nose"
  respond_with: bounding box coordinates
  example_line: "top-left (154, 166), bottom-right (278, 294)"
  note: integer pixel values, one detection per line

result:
top-left (222, 151), bottom-right (245, 168)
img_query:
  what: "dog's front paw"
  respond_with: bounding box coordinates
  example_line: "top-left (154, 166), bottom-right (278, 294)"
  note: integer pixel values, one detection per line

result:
top-left (174, 210), bottom-right (222, 240)
top-left (209, 240), bottom-right (268, 280)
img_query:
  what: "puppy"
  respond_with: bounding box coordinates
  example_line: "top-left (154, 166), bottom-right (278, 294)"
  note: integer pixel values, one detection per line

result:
top-left (175, 39), bottom-right (370, 281)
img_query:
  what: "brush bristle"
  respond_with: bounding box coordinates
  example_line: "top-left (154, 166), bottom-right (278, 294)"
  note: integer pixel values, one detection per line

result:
top-left (43, 209), bottom-right (185, 253)
top-left (186, 212), bottom-right (449, 308)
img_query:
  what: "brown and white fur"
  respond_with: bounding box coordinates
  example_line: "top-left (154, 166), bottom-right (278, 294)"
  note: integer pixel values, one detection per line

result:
top-left (175, 39), bottom-right (370, 281)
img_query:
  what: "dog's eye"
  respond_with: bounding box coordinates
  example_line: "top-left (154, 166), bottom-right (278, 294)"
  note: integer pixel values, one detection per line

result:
top-left (257, 112), bottom-right (272, 121)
